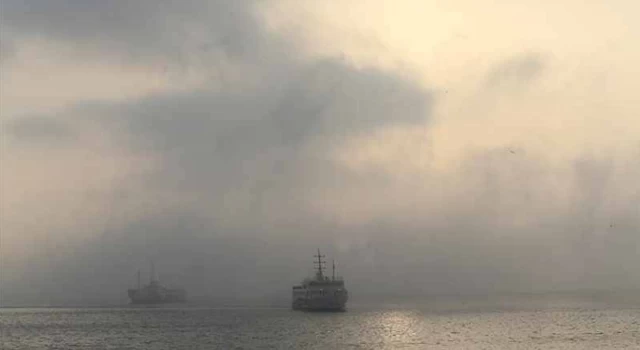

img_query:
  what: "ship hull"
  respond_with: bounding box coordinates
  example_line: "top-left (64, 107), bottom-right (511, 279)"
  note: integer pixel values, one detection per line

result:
top-left (292, 304), bottom-right (346, 312)
top-left (292, 292), bottom-right (348, 312)
top-left (128, 297), bottom-right (186, 305)
top-left (129, 300), bottom-right (185, 305)
top-left (128, 288), bottom-right (187, 305)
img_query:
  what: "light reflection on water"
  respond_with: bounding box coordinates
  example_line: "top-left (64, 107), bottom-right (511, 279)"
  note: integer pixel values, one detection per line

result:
top-left (1, 305), bottom-right (639, 349)
top-left (371, 310), bottom-right (422, 346)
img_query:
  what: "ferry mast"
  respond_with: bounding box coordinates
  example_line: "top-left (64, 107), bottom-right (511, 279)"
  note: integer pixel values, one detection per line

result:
top-left (314, 249), bottom-right (326, 280)
top-left (332, 260), bottom-right (335, 281)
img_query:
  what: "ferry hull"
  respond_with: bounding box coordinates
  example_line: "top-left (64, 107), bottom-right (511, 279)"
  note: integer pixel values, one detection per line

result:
top-left (128, 288), bottom-right (187, 305)
top-left (128, 263), bottom-right (186, 305)
top-left (291, 297), bottom-right (347, 311)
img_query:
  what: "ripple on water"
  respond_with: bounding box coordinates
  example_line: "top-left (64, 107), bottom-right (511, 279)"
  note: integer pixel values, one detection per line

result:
top-left (0, 306), bottom-right (639, 349)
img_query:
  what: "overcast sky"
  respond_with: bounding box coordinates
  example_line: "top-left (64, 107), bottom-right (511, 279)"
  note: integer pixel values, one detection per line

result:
top-left (1, 0), bottom-right (639, 305)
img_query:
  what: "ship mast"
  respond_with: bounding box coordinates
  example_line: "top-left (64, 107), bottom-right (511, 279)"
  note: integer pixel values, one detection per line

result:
top-left (332, 260), bottom-right (335, 281)
top-left (314, 249), bottom-right (326, 280)
top-left (150, 261), bottom-right (158, 283)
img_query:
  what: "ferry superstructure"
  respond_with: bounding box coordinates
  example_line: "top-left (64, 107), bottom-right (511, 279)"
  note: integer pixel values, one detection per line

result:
top-left (292, 250), bottom-right (348, 311)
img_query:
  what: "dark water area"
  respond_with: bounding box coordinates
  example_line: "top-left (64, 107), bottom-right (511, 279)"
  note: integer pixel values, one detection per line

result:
top-left (1, 297), bottom-right (639, 349)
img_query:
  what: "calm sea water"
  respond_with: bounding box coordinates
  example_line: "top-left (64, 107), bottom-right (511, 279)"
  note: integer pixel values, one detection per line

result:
top-left (1, 301), bottom-right (639, 349)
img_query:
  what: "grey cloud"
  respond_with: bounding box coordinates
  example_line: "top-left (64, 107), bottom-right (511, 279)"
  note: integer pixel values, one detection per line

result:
top-left (3, 115), bottom-right (76, 145)
top-left (116, 58), bottom-right (431, 171)
top-left (0, 32), bottom-right (17, 63)
top-left (2, 1), bottom-right (639, 307)
top-left (103, 59), bottom-right (432, 247)
top-left (486, 53), bottom-right (545, 88)
top-left (3, 134), bottom-right (639, 305)
top-left (6, 121), bottom-right (639, 306)
top-left (0, 0), bottom-right (439, 305)
top-left (6, 147), bottom-right (638, 305)
top-left (0, 0), bottom-right (273, 63)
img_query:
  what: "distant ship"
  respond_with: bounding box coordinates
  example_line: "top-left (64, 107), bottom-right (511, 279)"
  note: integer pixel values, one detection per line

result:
top-left (292, 250), bottom-right (348, 311)
top-left (127, 263), bottom-right (187, 304)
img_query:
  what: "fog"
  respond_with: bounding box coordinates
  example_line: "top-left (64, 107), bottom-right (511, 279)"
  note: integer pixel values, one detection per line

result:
top-left (1, 0), bottom-right (639, 306)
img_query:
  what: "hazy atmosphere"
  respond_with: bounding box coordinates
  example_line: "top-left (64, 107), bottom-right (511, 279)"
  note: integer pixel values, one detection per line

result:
top-left (1, 0), bottom-right (639, 306)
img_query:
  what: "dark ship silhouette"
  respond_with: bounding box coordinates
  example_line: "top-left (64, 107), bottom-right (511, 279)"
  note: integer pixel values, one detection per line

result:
top-left (292, 250), bottom-right (348, 311)
top-left (127, 262), bottom-right (186, 304)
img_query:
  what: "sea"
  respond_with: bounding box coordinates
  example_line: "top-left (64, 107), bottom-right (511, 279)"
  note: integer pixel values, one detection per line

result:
top-left (1, 295), bottom-right (639, 349)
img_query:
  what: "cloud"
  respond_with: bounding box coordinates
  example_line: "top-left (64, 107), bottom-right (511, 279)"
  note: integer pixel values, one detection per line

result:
top-left (111, 58), bottom-right (432, 185)
top-left (0, 0), bottom-right (276, 64)
top-left (3, 115), bottom-right (76, 146)
top-left (2, 1), bottom-right (639, 306)
top-left (0, 0), bottom-right (437, 305)
top-left (0, 32), bottom-right (17, 63)
top-left (485, 53), bottom-right (545, 88)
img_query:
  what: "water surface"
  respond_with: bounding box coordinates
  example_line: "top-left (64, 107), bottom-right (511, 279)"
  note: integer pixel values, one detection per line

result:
top-left (1, 302), bottom-right (639, 349)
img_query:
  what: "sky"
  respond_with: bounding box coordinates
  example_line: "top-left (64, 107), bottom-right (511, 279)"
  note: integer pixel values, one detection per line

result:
top-left (1, 0), bottom-right (639, 306)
